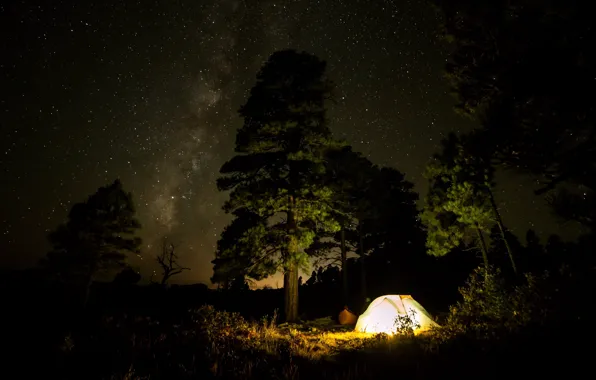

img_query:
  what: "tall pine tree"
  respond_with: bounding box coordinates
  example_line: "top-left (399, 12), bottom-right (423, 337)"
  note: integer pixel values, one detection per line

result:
top-left (215, 50), bottom-right (340, 322)
top-left (308, 147), bottom-right (420, 310)
top-left (422, 132), bottom-right (518, 275)
top-left (319, 145), bottom-right (377, 308)
top-left (421, 133), bottom-right (494, 269)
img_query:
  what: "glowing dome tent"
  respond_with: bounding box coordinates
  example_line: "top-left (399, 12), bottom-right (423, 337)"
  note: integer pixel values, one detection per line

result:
top-left (355, 295), bottom-right (439, 334)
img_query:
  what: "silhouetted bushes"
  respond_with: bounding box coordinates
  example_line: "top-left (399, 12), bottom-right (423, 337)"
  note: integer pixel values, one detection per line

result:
top-left (423, 263), bottom-right (596, 376)
top-left (7, 249), bottom-right (596, 379)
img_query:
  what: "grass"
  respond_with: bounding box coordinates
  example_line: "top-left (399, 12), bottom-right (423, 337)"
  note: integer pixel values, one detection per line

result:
top-left (271, 317), bottom-right (386, 359)
top-left (50, 265), bottom-right (596, 379)
top-left (197, 307), bottom-right (396, 365)
top-left (55, 305), bottom-right (425, 380)
top-left (50, 306), bottom-right (590, 380)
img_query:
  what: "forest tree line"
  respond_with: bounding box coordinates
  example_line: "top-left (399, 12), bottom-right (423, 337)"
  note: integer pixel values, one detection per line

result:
top-left (37, 0), bottom-right (595, 324)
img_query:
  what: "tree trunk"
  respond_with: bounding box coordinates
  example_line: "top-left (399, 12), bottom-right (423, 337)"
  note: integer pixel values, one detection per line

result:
top-left (82, 272), bottom-right (94, 308)
top-left (487, 187), bottom-right (518, 275)
top-left (340, 224), bottom-right (348, 307)
top-left (284, 263), bottom-right (299, 322)
top-left (359, 221), bottom-right (367, 313)
top-left (284, 201), bottom-right (300, 322)
top-left (475, 223), bottom-right (490, 270)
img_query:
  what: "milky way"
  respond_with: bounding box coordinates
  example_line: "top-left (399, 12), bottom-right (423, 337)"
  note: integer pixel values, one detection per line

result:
top-left (1, 0), bottom-right (580, 285)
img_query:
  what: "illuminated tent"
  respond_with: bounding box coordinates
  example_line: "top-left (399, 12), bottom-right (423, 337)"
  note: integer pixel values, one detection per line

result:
top-left (355, 295), bottom-right (439, 334)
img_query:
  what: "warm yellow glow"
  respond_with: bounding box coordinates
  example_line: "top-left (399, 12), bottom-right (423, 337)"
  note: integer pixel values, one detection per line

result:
top-left (355, 295), bottom-right (439, 335)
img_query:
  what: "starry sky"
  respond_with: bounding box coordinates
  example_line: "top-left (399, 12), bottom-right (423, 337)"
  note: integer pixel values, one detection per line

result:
top-left (1, 0), bottom-right (582, 285)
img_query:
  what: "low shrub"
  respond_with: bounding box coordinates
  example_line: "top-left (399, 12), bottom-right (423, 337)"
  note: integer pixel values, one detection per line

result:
top-left (394, 309), bottom-right (421, 336)
top-left (56, 305), bottom-right (388, 379)
top-left (429, 264), bottom-right (596, 346)
top-left (49, 264), bottom-right (596, 379)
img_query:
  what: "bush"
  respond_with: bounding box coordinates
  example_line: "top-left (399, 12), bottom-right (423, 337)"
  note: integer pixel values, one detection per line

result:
top-left (191, 305), bottom-right (287, 377)
top-left (394, 309), bottom-right (421, 336)
top-left (55, 304), bottom-right (391, 379)
top-left (431, 266), bottom-right (552, 342)
top-left (47, 263), bottom-right (596, 379)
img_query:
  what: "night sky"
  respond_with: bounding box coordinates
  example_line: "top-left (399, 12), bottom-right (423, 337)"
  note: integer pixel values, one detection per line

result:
top-left (1, 0), bottom-right (581, 285)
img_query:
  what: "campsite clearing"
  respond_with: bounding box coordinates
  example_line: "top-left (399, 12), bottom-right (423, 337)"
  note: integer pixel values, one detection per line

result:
top-left (266, 317), bottom-right (384, 360)
top-left (255, 295), bottom-right (440, 360)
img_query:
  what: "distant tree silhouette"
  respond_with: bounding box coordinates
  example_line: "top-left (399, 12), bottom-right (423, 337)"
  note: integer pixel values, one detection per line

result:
top-left (156, 238), bottom-right (190, 285)
top-left (113, 266), bottom-right (141, 286)
top-left (546, 188), bottom-right (596, 234)
top-left (303, 265), bottom-right (340, 288)
top-left (525, 229), bottom-right (543, 257)
top-left (305, 270), bottom-right (317, 286)
top-left (307, 145), bottom-right (376, 307)
top-left (433, 0), bottom-right (596, 235)
top-left (229, 276), bottom-right (250, 292)
top-left (361, 166), bottom-right (422, 262)
top-left (330, 147), bottom-right (374, 306)
top-left (316, 266), bottom-right (324, 283)
top-left (349, 166), bottom-right (421, 309)
top-left (214, 50), bottom-right (341, 322)
top-left (319, 265), bottom-right (340, 285)
top-left (308, 146), bottom-right (421, 309)
top-left (521, 229), bottom-right (544, 272)
top-left (43, 179), bottom-right (142, 305)
top-left (545, 235), bottom-right (565, 257)
top-left (359, 167), bottom-right (426, 308)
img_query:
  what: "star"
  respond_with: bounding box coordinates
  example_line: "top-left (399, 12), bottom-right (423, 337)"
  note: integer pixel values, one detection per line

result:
top-left (0, 0), bottom-right (575, 283)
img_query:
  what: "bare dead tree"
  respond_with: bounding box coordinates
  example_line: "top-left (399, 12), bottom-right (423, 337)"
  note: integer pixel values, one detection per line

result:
top-left (156, 238), bottom-right (190, 285)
